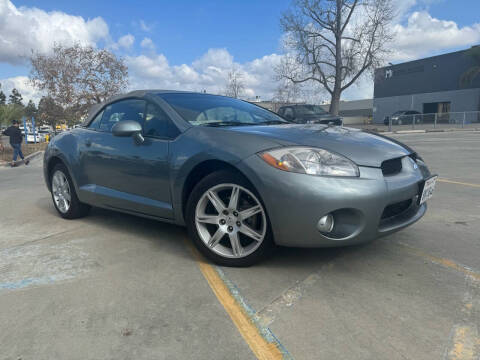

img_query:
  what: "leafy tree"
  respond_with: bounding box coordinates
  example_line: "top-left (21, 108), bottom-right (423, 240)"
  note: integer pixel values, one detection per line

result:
top-left (37, 96), bottom-right (64, 130)
top-left (30, 43), bottom-right (129, 123)
top-left (24, 99), bottom-right (38, 120)
top-left (0, 85), bottom-right (5, 127)
top-left (277, 0), bottom-right (394, 115)
top-left (0, 104), bottom-right (24, 127)
top-left (8, 88), bottom-right (24, 106)
top-left (0, 84), bottom-right (6, 106)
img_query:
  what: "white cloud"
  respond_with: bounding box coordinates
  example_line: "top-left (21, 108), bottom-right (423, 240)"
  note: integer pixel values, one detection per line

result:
top-left (140, 37), bottom-right (155, 51)
top-left (116, 34), bottom-right (134, 50)
top-left (341, 75), bottom-right (374, 101)
top-left (0, 76), bottom-right (41, 104)
top-left (1, 0), bottom-right (479, 104)
top-left (0, 0), bottom-right (110, 65)
top-left (391, 11), bottom-right (480, 62)
top-left (192, 48), bottom-right (234, 71)
top-left (139, 20), bottom-right (153, 32)
top-left (126, 48), bottom-right (284, 99)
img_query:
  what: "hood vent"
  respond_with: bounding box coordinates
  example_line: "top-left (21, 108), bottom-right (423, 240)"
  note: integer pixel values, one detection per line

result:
top-left (381, 157), bottom-right (402, 176)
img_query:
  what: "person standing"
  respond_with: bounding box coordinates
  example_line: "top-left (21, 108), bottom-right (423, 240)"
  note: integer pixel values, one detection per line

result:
top-left (2, 120), bottom-right (29, 167)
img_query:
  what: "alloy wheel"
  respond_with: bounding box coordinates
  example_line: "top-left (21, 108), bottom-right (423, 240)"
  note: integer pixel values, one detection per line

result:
top-left (52, 170), bottom-right (71, 214)
top-left (195, 183), bottom-right (267, 258)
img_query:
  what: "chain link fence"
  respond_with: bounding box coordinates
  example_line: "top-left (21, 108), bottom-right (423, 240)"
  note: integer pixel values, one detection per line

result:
top-left (382, 111), bottom-right (480, 132)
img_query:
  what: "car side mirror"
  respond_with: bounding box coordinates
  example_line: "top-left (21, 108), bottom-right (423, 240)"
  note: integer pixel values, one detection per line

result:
top-left (112, 120), bottom-right (142, 137)
top-left (112, 120), bottom-right (144, 144)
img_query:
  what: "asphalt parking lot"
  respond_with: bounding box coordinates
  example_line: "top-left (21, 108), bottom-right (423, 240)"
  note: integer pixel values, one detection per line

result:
top-left (1, 131), bottom-right (479, 360)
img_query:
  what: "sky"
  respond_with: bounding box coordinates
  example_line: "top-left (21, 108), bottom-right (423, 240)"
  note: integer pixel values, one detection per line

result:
top-left (0, 0), bottom-right (480, 104)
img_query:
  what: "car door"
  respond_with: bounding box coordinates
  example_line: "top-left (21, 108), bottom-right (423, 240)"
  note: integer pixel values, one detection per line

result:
top-left (79, 98), bottom-right (175, 219)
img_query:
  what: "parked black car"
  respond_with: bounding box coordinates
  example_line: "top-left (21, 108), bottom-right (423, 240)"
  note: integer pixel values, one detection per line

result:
top-left (384, 110), bottom-right (422, 125)
top-left (277, 105), bottom-right (342, 125)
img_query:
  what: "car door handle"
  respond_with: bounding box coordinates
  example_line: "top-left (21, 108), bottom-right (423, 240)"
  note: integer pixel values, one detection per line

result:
top-left (85, 139), bottom-right (92, 147)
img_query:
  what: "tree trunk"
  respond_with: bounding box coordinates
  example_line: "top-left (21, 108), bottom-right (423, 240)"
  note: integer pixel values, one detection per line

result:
top-left (329, 89), bottom-right (341, 115)
top-left (328, 0), bottom-right (343, 116)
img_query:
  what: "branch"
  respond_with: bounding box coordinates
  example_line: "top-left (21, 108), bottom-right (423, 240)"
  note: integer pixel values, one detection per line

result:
top-left (340, 0), bottom-right (359, 34)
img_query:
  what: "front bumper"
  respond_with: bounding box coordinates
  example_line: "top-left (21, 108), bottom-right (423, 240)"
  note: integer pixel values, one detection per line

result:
top-left (238, 155), bottom-right (430, 247)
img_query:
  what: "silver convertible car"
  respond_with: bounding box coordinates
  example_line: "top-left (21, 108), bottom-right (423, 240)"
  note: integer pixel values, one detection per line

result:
top-left (43, 90), bottom-right (437, 266)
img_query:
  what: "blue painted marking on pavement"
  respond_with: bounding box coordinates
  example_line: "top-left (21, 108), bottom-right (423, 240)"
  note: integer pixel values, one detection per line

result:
top-left (215, 266), bottom-right (294, 360)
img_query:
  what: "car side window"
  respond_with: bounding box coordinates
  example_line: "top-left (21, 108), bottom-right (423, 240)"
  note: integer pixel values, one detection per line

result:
top-left (88, 110), bottom-right (104, 129)
top-left (99, 99), bottom-right (146, 132)
top-left (144, 102), bottom-right (180, 139)
top-left (284, 107), bottom-right (294, 119)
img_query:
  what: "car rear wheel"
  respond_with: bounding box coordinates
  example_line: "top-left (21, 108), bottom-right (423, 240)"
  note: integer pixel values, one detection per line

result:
top-left (50, 163), bottom-right (90, 219)
top-left (186, 170), bottom-right (273, 266)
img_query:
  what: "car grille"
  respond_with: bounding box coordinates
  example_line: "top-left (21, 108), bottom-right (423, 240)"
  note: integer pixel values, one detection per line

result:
top-left (381, 199), bottom-right (412, 220)
top-left (381, 157), bottom-right (402, 176)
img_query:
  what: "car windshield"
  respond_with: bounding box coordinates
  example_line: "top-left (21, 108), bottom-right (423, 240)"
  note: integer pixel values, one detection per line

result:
top-left (158, 93), bottom-right (289, 126)
top-left (294, 105), bottom-right (329, 116)
top-left (392, 111), bottom-right (407, 115)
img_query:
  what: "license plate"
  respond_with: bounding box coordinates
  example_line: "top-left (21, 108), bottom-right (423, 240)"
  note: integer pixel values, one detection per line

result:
top-left (419, 175), bottom-right (437, 205)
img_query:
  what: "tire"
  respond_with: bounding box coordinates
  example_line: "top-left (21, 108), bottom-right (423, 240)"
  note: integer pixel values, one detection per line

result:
top-left (50, 163), bottom-right (90, 219)
top-left (186, 170), bottom-right (274, 267)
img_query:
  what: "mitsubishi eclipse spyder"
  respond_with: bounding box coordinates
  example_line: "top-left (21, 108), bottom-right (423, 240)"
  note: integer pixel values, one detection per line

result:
top-left (44, 90), bottom-right (437, 266)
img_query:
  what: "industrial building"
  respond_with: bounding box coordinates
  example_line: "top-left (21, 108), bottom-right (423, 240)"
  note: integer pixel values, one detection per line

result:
top-left (373, 46), bottom-right (480, 123)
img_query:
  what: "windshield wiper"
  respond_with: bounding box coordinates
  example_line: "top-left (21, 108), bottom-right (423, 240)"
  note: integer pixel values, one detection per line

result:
top-left (258, 120), bottom-right (290, 125)
top-left (200, 121), bottom-right (257, 127)
top-left (200, 120), bottom-right (289, 127)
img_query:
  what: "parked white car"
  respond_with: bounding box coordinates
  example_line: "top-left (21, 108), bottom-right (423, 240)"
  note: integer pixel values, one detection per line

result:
top-left (26, 130), bottom-right (46, 143)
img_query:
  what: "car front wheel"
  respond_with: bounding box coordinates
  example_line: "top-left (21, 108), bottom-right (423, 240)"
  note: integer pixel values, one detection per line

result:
top-left (50, 163), bottom-right (90, 219)
top-left (186, 170), bottom-right (273, 266)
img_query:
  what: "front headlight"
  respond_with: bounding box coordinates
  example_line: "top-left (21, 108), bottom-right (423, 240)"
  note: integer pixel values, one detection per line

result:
top-left (259, 147), bottom-right (359, 177)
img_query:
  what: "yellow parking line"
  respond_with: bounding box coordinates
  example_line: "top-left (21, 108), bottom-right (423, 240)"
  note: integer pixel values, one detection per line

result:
top-left (397, 243), bottom-right (480, 282)
top-left (438, 178), bottom-right (480, 188)
top-left (186, 241), bottom-right (285, 360)
top-left (447, 326), bottom-right (478, 360)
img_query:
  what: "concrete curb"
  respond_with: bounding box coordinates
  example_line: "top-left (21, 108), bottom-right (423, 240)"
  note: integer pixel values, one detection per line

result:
top-left (376, 127), bottom-right (480, 135)
top-left (395, 129), bottom-right (426, 134)
top-left (0, 150), bottom-right (43, 167)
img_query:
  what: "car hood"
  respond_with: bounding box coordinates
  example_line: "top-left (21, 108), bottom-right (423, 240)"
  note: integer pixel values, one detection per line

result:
top-left (229, 124), bottom-right (413, 167)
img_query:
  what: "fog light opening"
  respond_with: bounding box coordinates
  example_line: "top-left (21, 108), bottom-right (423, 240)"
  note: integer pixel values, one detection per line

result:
top-left (317, 214), bottom-right (334, 233)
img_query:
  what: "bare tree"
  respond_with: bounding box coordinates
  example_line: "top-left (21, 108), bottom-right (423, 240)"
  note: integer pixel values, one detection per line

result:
top-left (277, 0), bottom-right (393, 115)
top-left (224, 67), bottom-right (245, 98)
top-left (274, 79), bottom-right (303, 104)
top-left (29, 43), bottom-right (128, 123)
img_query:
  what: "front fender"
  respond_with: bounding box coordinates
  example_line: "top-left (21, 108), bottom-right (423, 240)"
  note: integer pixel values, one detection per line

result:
top-left (168, 127), bottom-right (281, 225)
top-left (43, 132), bottom-right (82, 194)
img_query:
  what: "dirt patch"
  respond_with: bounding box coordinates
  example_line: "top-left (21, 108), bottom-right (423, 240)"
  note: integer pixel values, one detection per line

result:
top-left (0, 142), bottom-right (47, 162)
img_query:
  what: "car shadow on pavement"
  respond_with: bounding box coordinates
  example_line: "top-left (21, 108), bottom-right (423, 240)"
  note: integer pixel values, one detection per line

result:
top-left (34, 196), bottom-right (193, 262)
top-left (35, 195), bottom-right (374, 268)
